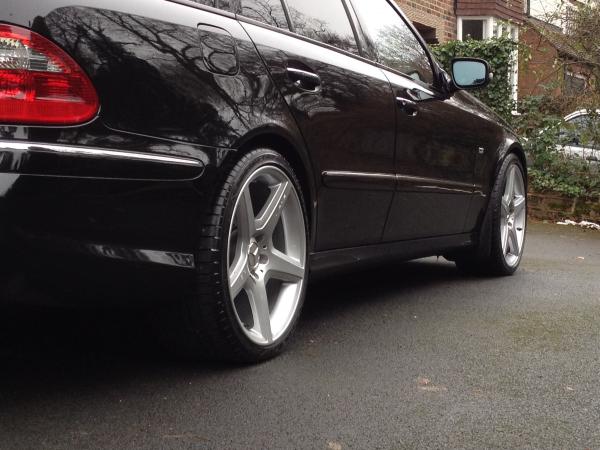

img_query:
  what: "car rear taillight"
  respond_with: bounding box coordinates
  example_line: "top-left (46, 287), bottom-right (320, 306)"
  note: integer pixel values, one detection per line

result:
top-left (0, 24), bottom-right (99, 125)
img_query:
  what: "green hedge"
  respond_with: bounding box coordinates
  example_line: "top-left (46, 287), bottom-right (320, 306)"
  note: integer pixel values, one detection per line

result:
top-left (431, 37), bottom-right (518, 122)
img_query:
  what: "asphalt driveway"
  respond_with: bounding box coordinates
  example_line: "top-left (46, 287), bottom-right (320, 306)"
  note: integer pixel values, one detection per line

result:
top-left (1, 223), bottom-right (599, 449)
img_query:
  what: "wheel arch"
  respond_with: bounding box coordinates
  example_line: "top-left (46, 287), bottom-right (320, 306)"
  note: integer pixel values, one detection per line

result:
top-left (491, 139), bottom-right (527, 190)
top-left (504, 143), bottom-right (527, 180)
top-left (230, 127), bottom-right (318, 249)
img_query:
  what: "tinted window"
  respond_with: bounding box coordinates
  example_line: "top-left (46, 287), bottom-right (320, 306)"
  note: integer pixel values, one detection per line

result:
top-left (285, 0), bottom-right (359, 54)
top-left (352, 0), bottom-right (434, 85)
top-left (563, 114), bottom-right (600, 147)
top-left (188, 0), bottom-right (288, 29)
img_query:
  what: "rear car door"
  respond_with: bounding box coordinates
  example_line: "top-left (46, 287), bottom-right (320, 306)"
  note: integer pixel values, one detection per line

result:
top-left (351, 0), bottom-right (499, 241)
top-left (239, 0), bottom-right (397, 250)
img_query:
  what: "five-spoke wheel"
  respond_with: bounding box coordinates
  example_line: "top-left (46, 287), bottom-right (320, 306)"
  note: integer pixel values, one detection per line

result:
top-left (157, 149), bottom-right (308, 362)
top-left (227, 165), bottom-right (307, 346)
top-left (500, 163), bottom-right (527, 267)
top-left (450, 153), bottom-right (527, 276)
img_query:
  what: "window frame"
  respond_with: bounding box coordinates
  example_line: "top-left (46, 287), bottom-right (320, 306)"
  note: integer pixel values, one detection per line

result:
top-left (457, 16), bottom-right (495, 41)
top-left (167, 0), bottom-right (237, 19)
top-left (169, 0), bottom-right (395, 70)
top-left (347, 0), bottom-right (442, 91)
top-left (564, 71), bottom-right (587, 96)
top-left (280, 0), bottom-right (364, 56)
top-left (168, 0), bottom-right (291, 30)
top-left (237, 0), bottom-right (291, 30)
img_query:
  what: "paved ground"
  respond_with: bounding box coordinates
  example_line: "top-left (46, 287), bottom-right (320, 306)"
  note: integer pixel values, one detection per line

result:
top-left (0, 223), bottom-right (599, 449)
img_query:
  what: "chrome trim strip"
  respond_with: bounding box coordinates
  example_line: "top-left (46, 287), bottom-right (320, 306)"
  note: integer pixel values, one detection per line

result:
top-left (323, 171), bottom-right (397, 181)
top-left (396, 174), bottom-right (474, 191)
top-left (322, 170), bottom-right (474, 193)
top-left (0, 141), bottom-right (203, 168)
top-left (85, 243), bottom-right (195, 269)
top-left (322, 170), bottom-right (397, 190)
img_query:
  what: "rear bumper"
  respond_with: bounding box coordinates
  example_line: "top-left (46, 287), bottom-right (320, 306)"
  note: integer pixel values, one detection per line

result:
top-left (0, 140), bottom-right (205, 181)
top-left (0, 139), bottom-right (221, 306)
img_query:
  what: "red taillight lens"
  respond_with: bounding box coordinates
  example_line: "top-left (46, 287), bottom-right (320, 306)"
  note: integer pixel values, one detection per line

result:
top-left (0, 24), bottom-right (99, 125)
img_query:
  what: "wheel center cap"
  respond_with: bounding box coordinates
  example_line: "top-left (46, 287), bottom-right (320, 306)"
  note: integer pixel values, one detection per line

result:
top-left (248, 241), bottom-right (260, 272)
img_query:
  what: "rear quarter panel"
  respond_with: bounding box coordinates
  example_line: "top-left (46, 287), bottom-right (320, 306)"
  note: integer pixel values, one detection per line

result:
top-left (4, 0), bottom-right (297, 150)
top-left (0, 0), bottom-right (314, 303)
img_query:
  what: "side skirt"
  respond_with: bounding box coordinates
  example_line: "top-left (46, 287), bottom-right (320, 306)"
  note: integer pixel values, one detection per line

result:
top-left (309, 233), bottom-right (474, 276)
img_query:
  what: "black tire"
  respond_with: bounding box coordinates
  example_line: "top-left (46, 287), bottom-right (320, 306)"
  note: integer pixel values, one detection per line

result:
top-left (158, 148), bottom-right (309, 363)
top-left (454, 153), bottom-right (527, 276)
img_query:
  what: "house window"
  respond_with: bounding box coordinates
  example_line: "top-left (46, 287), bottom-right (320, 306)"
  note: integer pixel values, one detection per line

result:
top-left (413, 22), bottom-right (438, 45)
top-left (565, 71), bottom-right (586, 96)
top-left (462, 20), bottom-right (485, 40)
top-left (457, 17), bottom-right (493, 41)
top-left (458, 17), bottom-right (520, 103)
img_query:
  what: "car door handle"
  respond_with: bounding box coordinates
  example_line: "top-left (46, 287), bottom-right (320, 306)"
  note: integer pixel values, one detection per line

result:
top-left (396, 96), bottom-right (418, 116)
top-left (287, 67), bottom-right (321, 91)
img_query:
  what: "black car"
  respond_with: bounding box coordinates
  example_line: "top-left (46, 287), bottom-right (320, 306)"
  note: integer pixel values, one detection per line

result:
top-left (0, 0), bottom-right (527, 362)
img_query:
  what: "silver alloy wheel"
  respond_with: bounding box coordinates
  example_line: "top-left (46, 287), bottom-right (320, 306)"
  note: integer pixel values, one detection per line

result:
top-left (227, 165), bottom-right (306, 346)
top-left (500, 164), bottom-right (527, 267)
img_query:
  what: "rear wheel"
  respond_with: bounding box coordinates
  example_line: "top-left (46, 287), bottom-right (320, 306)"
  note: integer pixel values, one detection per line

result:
top-left (454, 154), bottom-right (527, 276)
top-left (160, 149), bottom-right (308, 362)
top-left (226, 163), bottom-right (307, 347)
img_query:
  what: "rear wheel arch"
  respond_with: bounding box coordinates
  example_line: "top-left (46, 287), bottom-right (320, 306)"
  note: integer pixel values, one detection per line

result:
top-left (231, 131), bottom-right (317, 246)
top-left (157, 148), bottom-right (310, 362)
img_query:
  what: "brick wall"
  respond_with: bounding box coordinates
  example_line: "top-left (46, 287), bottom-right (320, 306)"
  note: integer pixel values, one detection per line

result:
top-left (396, 1), bottom-right (526, 44)
top-left (518, 24), bottom-right (592, 99)
top-left (396, 0), bottom-right (457, 43)
top-left (456, 0), bottom-right (525, 23)
top-left (518, 26), bottom-right (562, 97)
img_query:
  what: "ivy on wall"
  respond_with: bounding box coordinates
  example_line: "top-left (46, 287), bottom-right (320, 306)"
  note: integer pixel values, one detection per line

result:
top-left (431, 37), bottom-right (519, 122)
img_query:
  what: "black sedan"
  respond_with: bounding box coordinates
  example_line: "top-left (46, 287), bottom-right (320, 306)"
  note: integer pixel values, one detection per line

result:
top-left (0, 0), bottom-right (527, 362)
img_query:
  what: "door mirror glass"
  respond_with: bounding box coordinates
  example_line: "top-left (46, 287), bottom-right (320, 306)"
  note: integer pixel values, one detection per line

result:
top-left (451, 58), bottom-right (491, 89)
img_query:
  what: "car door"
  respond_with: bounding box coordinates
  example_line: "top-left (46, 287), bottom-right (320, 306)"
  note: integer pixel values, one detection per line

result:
top-left (351, 0), bottom-right (499, 241)
top-left (239, 0), bottom-right (397, 250)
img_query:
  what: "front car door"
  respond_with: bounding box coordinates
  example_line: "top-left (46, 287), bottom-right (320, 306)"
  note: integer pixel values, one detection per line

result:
top-left (239, 0), bottom-right (397, 250)
top-left (350, 0), bottom-right (500, 241)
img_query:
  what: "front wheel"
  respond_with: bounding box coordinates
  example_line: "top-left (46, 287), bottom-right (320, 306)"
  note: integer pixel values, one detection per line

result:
top-left (455, 153), bottom-right (527, 276)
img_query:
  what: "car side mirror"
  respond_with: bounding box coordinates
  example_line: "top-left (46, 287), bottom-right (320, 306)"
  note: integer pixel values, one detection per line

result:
top-left (450, 58), bottom-right (492, 90)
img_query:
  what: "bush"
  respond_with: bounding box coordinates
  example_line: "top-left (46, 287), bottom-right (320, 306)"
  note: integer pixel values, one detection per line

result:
top-left (432, 37), bottom-right (518, 122)
top-left (514, 96), bottom-right (600, 198)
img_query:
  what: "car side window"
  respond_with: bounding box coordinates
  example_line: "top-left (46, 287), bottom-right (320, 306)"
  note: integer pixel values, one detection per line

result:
top-left (188, 0), bottom-right (289, 29)
top-left (188, 0), bottom-right (217, 6)
top-left (351, 0), bottom-right (434, 85)
top-left (284, 0), bottom-right (359, 54)
top-left (565, 114), bottom-right (600, 147)
top-left (237, 0), bottom-right (289, 28)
